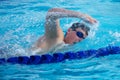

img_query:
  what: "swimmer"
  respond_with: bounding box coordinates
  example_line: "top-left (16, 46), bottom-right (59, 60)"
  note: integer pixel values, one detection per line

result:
top-left (31, 8), bottom-right (97, 54)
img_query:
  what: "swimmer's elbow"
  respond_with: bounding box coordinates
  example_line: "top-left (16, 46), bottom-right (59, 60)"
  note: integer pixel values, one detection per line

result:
top-left (46, 12), bottom-right (55, 20)
top-left (46, 8), bottom-right (64, 19)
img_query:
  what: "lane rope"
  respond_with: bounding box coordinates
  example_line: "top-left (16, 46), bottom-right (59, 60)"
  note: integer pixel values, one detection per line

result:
top-left (0, 46), bottom-right (120, 65)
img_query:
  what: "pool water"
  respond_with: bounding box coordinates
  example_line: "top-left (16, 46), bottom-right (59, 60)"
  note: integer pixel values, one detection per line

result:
top-left (0, 0), bottom-right (120, 80)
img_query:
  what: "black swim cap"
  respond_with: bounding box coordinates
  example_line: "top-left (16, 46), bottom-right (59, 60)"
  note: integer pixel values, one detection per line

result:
top-left (70, 22), bottom-right (90, 35)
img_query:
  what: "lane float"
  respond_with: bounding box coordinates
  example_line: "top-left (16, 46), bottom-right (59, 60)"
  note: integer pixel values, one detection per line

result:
top-left (0, 46), bottom-right (120, 65)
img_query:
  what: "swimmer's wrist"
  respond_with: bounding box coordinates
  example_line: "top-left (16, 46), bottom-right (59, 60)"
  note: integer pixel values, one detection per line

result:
top-left (79, 14), bottom-right (97, 24)
top-left (78, 13), bottom-right (87, 20)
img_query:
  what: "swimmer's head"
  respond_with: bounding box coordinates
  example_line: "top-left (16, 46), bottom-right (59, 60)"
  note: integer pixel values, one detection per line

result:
top-left (64, 22), bottom-right (90, 44)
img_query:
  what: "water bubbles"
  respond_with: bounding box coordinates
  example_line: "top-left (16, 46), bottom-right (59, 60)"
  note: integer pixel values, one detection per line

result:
top-left (109, 31), bottom-right (120, 45)
top-left (112, 32), bottom-right (120, 38)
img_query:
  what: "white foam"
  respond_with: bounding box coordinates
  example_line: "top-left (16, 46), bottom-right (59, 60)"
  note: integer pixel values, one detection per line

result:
top-left (112, 32), bottom-right (120, 38)
top-left (110, 31), bottom-right (120, 43)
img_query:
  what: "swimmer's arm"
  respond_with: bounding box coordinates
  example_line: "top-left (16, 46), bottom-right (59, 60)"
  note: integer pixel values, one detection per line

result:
top-left (46, 8), bottom-right (97, 24)
top-left (45, 8), bottom-right (97, 39)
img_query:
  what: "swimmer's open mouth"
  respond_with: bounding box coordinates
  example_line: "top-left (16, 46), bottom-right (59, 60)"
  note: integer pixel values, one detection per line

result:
top-left (73, 42), bottom-right (77, 44)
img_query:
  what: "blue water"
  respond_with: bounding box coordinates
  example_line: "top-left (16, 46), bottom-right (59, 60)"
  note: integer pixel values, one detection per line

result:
top-left (0, 0), bottom-right (120, 80)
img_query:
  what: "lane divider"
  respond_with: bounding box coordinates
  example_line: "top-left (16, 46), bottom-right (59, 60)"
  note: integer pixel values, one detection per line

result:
top-left (0, 46), bottom-right (120, 65)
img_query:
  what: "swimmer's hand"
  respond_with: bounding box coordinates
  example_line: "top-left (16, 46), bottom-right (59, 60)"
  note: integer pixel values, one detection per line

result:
top-left (82, 14), bottom-right (97, 24)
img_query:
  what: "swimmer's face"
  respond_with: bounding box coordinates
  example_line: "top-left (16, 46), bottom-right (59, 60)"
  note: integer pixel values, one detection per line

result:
top-left (65, 28), bottom-right (87, 44)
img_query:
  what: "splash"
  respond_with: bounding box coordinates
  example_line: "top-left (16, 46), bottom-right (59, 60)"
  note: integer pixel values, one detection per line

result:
top-left (80, 20), bottom-right (99, 38)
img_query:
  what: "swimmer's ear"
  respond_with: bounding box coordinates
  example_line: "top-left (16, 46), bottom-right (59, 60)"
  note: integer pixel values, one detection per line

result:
top-left (67, 28), bottom-right (72, 32)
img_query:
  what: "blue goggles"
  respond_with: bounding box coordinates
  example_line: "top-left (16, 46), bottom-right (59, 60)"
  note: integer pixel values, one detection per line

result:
top-left (76, 31), bottom-right (85, 39)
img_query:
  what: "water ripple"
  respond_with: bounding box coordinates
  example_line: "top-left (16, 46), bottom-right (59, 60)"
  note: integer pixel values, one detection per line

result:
top-left (28, 6), bottom-right (51, 11)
